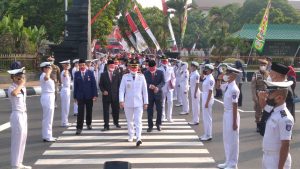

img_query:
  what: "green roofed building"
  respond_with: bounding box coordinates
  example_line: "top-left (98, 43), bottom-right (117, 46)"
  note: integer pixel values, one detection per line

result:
top-left (234, 24), bottom-right (300, 57)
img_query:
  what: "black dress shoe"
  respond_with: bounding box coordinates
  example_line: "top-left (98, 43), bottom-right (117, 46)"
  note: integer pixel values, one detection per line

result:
top-left (87, 125), bottom-right (92, 130)
top-left (115, 124), bottom-right (121, 128)
top-left (156, 125), bottom-right (161, 131)
top-left (147, 128), bottom-right (153, 132)
top-left (101, 127), bottom-right (109, 131)
top-left (76, 129), bottom-right (82, 135)
top-left (136, 140), bottom-right (142, 146)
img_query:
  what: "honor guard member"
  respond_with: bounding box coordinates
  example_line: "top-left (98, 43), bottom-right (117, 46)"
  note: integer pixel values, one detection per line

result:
top-left (72, 59), bottom-right (79, 116)
top-left (218, 65), bottom-right (241, 169)
top-left (251, 59), bottom-right (269, 132)
top-left (144, 60), bottom-right (165, 132)
top-left (158, 55), bottom-right (176, 122)
top-left (179, 62), bottom-right (190, 115)
top-left (8, 66), bottom-right (31, 169)
top-left (119, 59), bottom-right (148, 146)
top-left (60, 60), bottom-right (71, 127)
top-left (47, 56), bottom-right (61, 108)
top-left (200, 64), bottom-right (215, 141)
top-left (175, 59), bottom-right (183, 107)
top-left (40, 62), bottom-right (57, 142)
top-left (258, 62), bottom-right (291, 136)
top-left (188, 61), bottom-right (200, 125)
top-left (262, 80), bottom-right (294, 169)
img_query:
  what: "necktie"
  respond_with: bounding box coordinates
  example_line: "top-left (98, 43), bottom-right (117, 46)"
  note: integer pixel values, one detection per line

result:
top-left (225, 86), bottom-right (228, 93)
top-left (20, 89), bottom-right (24, 95)
top-left (109, 71), bottom-right (112, 82)
top-left (81, 71), bottom-right (85, 79)
top-left (164, 66), bottom-right (166, 71)
top-left (151, 73), bottom-right (155, 81)
top-left (133, 75), bottom-right (135, 80)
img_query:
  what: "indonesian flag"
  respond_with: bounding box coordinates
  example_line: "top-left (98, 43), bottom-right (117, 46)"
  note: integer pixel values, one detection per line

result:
top-left (134, 4), bottom-right (161, 51)
top-left (161, 0), bottom-right (168, 16)
top-left (114, 27), bottom-right (130, 52)
top-left (126, 30), bottom-right (138, 51)
top-left (125, 12), bottom-right (148, 53)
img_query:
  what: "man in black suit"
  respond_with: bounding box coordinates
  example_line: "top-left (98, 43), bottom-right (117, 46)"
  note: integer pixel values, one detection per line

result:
top-left (99, 59), bottom-right (121, 131)
top-left (73, 59), bottom-right (98, 135)
top-left (144, 60), bottom-right (165, 132)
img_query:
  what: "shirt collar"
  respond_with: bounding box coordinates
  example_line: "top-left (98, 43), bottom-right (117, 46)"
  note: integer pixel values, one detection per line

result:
top-left (274, 103), bottom-right (286, 112)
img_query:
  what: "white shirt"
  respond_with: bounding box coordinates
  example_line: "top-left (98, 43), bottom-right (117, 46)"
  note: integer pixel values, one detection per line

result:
top-left (72, 66), bottom-right (79, 79)
top-left (190, 70), bottom-right (200, 94)
top-left (263, 103), bottom-right (294, 152)
top-left (180, 70), bottom-right (189, 92)
top-left (119, 73), bottom-right (148, 108)
top-left (222, 81), bottom-right (240, 112)
top-left (8, 83), bottom-right (27, 112)
top-left (61, 70), bottom-right (71, 88)
top-left (40, 73), bottom-right (55, 93)
top-left (158, 65), bottom-right (176, 91)
top-left (202, 73), bottom-right (215, 95)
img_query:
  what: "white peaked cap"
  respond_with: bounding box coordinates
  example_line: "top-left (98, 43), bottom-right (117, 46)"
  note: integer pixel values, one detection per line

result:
top-left (40, 62), bottom-right (52, 68)
top-left (60, 60), bottom-right (70, 64)
top-left (7, 67), bottom-right (26, 75)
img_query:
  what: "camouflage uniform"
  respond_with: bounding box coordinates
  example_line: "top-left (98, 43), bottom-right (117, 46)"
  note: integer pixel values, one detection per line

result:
top-left (251, 71), bottom-right (269, 123)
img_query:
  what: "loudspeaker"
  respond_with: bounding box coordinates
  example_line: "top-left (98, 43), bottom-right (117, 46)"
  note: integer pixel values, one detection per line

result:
top-left (103, 161), bottom-right (132, 169)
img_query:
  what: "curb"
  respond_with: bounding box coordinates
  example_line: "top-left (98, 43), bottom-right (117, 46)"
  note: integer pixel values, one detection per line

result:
top-left (0, 86), bottom-right (41, 98)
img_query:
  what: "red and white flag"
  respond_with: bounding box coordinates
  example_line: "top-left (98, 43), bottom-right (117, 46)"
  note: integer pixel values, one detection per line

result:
top-left (125, 30), bottom-right (138, 51)
top-left (125, 11), bottom-right (148, 53)
top-left (114, 27), bottom-right (130, 52)
top-left (161, 0), bottom-right (168, 16)
top-left (133, 4), bottom-right (161, 51)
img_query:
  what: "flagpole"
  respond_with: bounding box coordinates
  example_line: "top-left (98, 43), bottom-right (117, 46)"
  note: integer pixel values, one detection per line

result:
top-left (247, 43), bottom-right (254, 65)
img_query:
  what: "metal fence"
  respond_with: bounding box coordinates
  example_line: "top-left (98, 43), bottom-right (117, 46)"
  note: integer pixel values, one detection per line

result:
top-left (0, 54), bottom-right (40, 72)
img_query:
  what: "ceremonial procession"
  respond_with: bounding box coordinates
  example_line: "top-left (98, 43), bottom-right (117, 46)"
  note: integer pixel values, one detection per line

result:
top-left (0, 0), bottom-right (300, 169)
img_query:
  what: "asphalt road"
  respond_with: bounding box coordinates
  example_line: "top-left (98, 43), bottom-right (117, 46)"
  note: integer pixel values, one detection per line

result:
top-left (0, 82), bottom-right (299, 169)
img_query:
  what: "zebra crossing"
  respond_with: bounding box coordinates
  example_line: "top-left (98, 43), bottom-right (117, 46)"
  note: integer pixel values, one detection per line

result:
top-left (34, 119), bottom-right (217, 169)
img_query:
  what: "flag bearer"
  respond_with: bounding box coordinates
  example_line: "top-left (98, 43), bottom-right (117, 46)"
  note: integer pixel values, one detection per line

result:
top-left (8, 65), bottom-right (32, 169)
top-left (188, 61), bottom-right (200, 125)
top-left (60, 60), bottom-right (71, 127)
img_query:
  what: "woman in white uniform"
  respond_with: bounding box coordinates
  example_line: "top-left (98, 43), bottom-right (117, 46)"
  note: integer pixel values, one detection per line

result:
top-left (200, 64), bottom-right (215, 141)
top-left (72, 59), bottom-right (79, 116)
top-left (40, 62), bottom-right (56, 142)
top-left (188, 61), bottom-right (200, 125)
top-left (8, 65), bottom-right (31, 169)
top-left (60, 60), bottom-right (71, 127)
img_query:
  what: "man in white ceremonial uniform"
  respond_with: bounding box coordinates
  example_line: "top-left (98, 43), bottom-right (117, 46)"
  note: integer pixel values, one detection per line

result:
top-left (8, 65), bottom-right (31, 169)
top-left (262, 80), bottom-right (294, 169)
top-left (188, 61), bottom-right (200, 125)
top-left (218, 65), bottom-right (241, 169)
top-left (179, 62), bottom-right (189, 115)
top-left (119, 59), bottom-right (148, 146)
top-left (72, 59), bottom-right (79, 116)
top-left (60, 60), bottom-right (71, 127)
top-left (175, 59), bottom-right (183, 106)
top-left (200, 64), bottom-right (215, 141)
top-left (40, 62), bottom-right (57, 142)
top-left (158, 55), bottom-right (176, 122)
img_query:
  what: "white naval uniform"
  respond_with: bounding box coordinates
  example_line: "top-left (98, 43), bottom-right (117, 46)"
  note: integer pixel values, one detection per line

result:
top-left (180, 69), bottom-right (189, 113)
top-left (72, 67), bottom-right (78, 115)
top-left (175, 63), bottom-right (182, 104)
top-left (262, 103), bottom-right (294, 169)
top-left (189, 70), bottom-right (200, 123)
top-left (119, 73), bottom-right (148, 141)
top-left (158, 65), bottom-right (176, 121)
top-left (40, 73), bottom-right (55, 140)
top-left (8, 84), bottom-right (27, 168)
top-left (201, 73), bottom-right (215, 137)
top-left (221, 81), bottom-right (240, 168)
top-left (60, 70), bottom-right (71, 126)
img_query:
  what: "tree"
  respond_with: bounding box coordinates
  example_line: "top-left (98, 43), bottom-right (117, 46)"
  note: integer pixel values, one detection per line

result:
top-left (251, 7), bottom-right (293, 24)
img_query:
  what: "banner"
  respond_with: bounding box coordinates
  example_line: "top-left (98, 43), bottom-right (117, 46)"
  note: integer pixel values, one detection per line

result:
top-left (168, 17), bottom-right (178, 51)
top-left (161, 0), bottom-right (168, 16)
top-left (126, 30), bottom-right (138, 51)
top-left (91, 0), bottom-right (114, 25)
top-left (180, 1), bottom-right (188, 47)
top-left (113, 27), bottom-right (130, 52)
top-left (253, 0), bottom-right (272, 53)
top-left (133, 4), bottom-right (161, 51)
top-left (125, 12), bottom-right (148, 52)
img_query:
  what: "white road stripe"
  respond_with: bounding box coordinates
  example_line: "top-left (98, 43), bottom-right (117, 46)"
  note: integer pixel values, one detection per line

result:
top-left (90, 122), bottom-right (189, 125)
top-left (90, 119), bottom-right (186, 122)
top-left (62, 129), bottom-right (195, 134)
top-left (134, 168), bottom-right (218, 169)
top-left (0, 122), bottom-right (10, 132)
top-left (58, 135), bottom-right (199, 141)
top-left (67, 126), bottom-right (192, 130)
top-left (43, 149), bottom-right (209, 155)
top-left (50, 142), bottom-right (204, 148)
top-left (35, 157), bottom-right (215, 165)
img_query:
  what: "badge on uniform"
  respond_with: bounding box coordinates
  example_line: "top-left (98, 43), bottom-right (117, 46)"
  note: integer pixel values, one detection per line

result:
top-left (286, 124), bottom-right (292, 131)
top-left (210, 80), bottom-right (213, 86)
top-left (280, 110), bottom-right (287, 118)
top-left (232, 95), bottom-right (236, 99)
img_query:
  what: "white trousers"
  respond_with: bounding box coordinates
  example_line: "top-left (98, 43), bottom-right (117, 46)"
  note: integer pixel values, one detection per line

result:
top-left (180, 86), bottom-right (189, 113)
top-left (124, 106), bottom-right (143, 140)
top-left (201, 93), bottom-right (214, 137)
top-left (60, 88), bottom-right (70, 125)
top-left (176, 82), bottom-right (182, 104)
top-left (223, 111), bottom-right (240, 168)
top-left (162, 90), bottom-right (173, 120)
top-left (41, 93), bottom-right (55, 140)
top-left (190, 89), bottom-right (200, 123)
top-left (262, 152), bottom-right (291, 169)
top-left (10, 111), bottom-right (27, 167)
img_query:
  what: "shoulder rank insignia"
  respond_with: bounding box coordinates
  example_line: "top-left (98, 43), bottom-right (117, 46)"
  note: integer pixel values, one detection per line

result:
top-left (280, 110), bottom-right (287, 118)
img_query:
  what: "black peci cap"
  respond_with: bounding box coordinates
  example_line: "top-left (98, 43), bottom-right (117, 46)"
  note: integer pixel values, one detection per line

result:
top-left (148, 60), bottom-right (156, 67)
top-left (107, 59), bottom-right (114, 65)
top-left (129, 59), bottom-right (139, 67)
top-left (271, 62), bottom-right (289, 75)
top-left (79, 59), bottom-right (85, 64)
